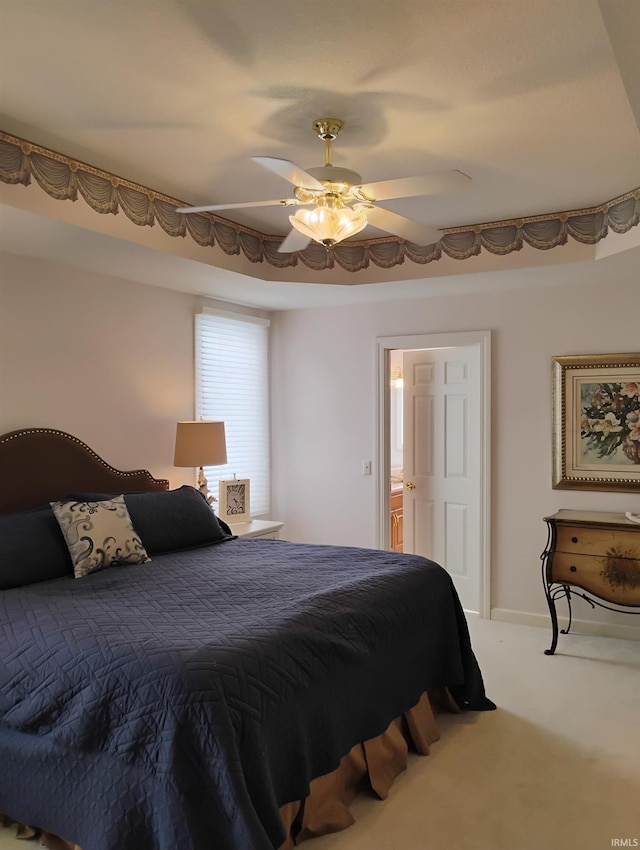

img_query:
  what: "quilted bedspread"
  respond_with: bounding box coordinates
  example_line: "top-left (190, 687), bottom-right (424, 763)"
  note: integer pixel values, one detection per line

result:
top-left (0, 538), bottom-right (493, 850)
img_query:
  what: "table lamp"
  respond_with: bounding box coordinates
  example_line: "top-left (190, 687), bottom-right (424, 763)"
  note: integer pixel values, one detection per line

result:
top-left (174, 420), bottom-right (227, 504)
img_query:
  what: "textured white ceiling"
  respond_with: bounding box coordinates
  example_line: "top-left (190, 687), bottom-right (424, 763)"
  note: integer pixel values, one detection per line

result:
top-left (0, 0), bottom-right (639, 306)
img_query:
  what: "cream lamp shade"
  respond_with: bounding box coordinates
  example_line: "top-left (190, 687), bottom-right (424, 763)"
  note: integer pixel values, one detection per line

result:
top-left (174, 420), bottom-right (227, 503)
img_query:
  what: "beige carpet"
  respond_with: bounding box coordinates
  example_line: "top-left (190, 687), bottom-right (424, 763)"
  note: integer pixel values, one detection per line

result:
top-left (1, 617), bottom-right (638, 850)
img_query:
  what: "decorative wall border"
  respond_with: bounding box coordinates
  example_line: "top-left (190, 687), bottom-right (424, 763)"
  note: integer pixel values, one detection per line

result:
top-left (1, 130), bottom-right (638, 275)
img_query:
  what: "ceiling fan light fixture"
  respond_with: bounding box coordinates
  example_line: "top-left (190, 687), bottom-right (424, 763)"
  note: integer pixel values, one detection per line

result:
top-left (289, 196), bottom-right (368, 248)
top-left (176, 117), bottom-right (471, 250)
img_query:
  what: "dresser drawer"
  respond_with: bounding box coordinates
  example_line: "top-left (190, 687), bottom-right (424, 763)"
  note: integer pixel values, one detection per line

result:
top-left (556, 525), bottom-right (640, 558)
top-left (551, 551), bottom-right (640, 606)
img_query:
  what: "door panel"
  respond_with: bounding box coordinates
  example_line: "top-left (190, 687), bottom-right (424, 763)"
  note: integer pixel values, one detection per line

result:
top-left (445, 394), bottom-right (467, 477)
top-left (410, 495), bottom-right (435, 560)
top-left (445, 502), bottom-right (468, 578)
top-left (414, 394), bottom-right (434, 476)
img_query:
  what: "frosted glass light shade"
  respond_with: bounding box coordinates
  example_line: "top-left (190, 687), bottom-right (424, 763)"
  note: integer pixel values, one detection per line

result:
top-left (289, 201), bottom-right (367, 247)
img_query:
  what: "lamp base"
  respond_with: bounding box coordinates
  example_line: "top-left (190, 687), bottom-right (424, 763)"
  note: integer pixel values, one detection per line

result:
top-left (197, 466), bottom-right (215, 504)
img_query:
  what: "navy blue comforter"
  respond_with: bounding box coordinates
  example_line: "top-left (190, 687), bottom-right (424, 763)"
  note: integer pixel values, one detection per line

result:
top-left (0, 538), bottom-right (493, 850)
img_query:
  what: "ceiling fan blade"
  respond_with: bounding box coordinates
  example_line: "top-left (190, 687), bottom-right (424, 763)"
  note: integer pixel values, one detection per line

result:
top-left (252, 156), bottom-right (326, 191)
top-left (277, 228), bottom-right (312, 254)
top-left (176, 198), bottom-right (298, 214)
top-left (365, 206), bottom-right (442, 245)
top-left (358, 170), bottom-right (471, 202)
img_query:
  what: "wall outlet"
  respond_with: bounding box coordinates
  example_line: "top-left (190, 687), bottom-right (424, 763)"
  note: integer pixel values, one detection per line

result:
top-left (362, 460), bottom-right (372, 476)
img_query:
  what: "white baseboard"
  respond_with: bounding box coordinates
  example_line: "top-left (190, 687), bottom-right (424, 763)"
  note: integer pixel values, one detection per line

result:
top-left (490, 607), bottom-right (640, 643)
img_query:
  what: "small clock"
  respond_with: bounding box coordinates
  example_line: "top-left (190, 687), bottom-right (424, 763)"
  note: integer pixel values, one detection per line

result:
top-left (219, 478), bottom-right (251, 524)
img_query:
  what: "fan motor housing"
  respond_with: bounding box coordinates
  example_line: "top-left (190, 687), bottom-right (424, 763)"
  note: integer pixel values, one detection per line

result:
top-left (306, 165), bottom-right (362, 189)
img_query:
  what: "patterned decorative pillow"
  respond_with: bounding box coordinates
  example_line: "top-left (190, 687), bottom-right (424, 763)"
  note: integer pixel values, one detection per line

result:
top-left (66, 485), bottom-right (233, 553)
top-left (51, 495), bottom-right (151, 579)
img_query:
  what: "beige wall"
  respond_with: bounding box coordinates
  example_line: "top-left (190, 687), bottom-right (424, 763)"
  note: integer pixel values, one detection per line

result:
top-left (0, 252), bottom-right (198, 487)
top-left (270, 267), bottom-right (640, 635)
top-left (2, 249), bottom-right (639, 637)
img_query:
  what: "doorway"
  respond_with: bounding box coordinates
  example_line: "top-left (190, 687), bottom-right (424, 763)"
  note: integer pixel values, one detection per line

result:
top-left (376, 331), bottom-right (491, 617)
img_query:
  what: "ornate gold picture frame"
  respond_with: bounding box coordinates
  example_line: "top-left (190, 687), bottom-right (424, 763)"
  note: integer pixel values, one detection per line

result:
top-left (552, 353), bottom-right (640, 492)
top-left (218, 478), bottom-right (251, 524)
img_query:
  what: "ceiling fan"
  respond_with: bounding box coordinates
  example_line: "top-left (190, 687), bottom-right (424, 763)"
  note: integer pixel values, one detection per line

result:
top-left (176, 118), bottom-right (471, 253)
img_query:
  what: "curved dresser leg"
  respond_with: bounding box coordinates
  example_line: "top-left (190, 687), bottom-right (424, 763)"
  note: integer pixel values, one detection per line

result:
top-left (544, 586), bottom-right (559, 655)
top-left (541, 528), bottom-right (559, 655)
top-left (560, 586), bottom-right (573, 635)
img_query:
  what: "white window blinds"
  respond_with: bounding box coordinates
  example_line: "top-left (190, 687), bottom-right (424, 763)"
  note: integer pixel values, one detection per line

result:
top-left (196, 307), bottom-right (270, 516)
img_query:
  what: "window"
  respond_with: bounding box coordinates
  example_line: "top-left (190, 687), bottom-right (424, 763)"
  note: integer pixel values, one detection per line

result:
top-left (196, 306), bottom-right (270, 516)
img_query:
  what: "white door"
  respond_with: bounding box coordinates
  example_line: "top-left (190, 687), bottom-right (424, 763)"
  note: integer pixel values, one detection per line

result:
top-left (402, 346), bottom-right (481, 611)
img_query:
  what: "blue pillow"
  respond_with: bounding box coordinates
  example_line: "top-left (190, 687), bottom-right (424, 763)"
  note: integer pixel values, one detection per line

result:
top-left (0, 506), bottom-right (73, 589)
top-left (65, 486), bottom-right (233, 554)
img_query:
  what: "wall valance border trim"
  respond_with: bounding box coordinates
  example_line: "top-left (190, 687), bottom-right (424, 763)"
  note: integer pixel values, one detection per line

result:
top-left (1, 131), bottom-right (638, 275)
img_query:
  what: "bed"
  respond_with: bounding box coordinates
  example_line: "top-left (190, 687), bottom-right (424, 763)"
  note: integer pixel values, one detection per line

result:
top-left (0, 427), bottom-right (494, 850)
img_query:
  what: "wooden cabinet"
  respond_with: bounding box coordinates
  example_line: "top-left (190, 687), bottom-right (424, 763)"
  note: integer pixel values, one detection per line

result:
top-left (390, 490), bottom-right (403, 552)
top-left (541, 510), bottom-right (640, 654)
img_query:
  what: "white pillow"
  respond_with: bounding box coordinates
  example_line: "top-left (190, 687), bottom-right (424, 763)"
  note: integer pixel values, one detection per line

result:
top-left (51, 495), bottom-right (150, 579)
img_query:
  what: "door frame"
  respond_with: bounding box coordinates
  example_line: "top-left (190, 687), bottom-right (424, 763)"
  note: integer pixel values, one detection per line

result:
top-left (375, 331), bottom-right (492, 618)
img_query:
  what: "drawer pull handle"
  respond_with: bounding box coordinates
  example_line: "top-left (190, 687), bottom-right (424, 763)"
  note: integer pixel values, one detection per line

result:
top-left (570, 565), bottom-right (577, 572)
top-left (572, 537), bottom-right (578, 543)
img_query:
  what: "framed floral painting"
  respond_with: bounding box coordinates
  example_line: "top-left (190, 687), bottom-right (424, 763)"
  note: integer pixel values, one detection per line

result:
top-left (552, 353), bottom-right (640, 491)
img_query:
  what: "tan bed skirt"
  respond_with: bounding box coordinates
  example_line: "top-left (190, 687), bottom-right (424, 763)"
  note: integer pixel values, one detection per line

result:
top-left (2, 689), bottom-right (459, 849)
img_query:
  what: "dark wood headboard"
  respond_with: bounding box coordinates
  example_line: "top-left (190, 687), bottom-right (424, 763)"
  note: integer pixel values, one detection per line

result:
top-left (0, 427), bottom-right (170, 514)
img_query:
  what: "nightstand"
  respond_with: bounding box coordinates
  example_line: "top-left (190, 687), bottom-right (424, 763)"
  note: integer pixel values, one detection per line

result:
top-left (230, 519), bottom-right (283, 540)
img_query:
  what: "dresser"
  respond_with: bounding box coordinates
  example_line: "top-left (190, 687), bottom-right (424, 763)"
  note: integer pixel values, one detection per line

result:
top-left (541, 510), bottom-right (640, 654)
